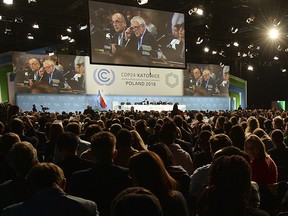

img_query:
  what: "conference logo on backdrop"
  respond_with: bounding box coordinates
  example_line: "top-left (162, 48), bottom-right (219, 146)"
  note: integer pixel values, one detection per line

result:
top-left (93, 68), bottom-right (115, 86)
top-left (165, 72), bottom-right (179, 88)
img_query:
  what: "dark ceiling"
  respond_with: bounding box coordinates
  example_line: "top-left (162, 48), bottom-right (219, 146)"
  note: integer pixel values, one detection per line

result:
top-left (1, 0), bottom-right (288, 107)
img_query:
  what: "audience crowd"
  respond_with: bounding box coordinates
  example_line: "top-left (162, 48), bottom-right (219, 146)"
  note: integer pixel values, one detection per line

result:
top-left (1, 101), bottom-right (288, 215)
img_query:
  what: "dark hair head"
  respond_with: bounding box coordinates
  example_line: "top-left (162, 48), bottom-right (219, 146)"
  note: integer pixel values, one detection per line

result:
top-left (116, 128), bottom-right (132, 148)
top-left (56, 132), bottom-right (79, 153)
top-left (111, 187), bottom-right (163, 216)
top-left (209, 134), bottom-right (232, 155)
top-left (66, 122), bottom-right (81, 135)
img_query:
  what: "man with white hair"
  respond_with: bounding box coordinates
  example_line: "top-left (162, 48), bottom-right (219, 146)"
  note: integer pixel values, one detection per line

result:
top-left (42, 59), bottom-right (64, 85)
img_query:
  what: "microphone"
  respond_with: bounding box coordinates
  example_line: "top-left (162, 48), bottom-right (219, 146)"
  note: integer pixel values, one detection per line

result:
top-left (156, 34), bottom-right (165, 42)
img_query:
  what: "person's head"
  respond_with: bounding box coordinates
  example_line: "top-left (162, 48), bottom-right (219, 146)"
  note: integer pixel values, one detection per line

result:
top-left (246, 116), bottom-right (259, 133)
top-left (8, 141), bottom-right (38, 175)
top-left (74, 56), bottom-right (85, 75)
top-left (28, 58), bottom-right (41, 72)
top-left (111, 187), bottom-right (163, 216)
top-left (43, 59), bottom-right (55, 74)
top-left (273, 116), bottom-right (284, 130)
top-left (66, 122), bottom-right (81, 136)
top-left (130, 130), bottom-right (147, 151)
top-left (129, 150), bottom-right (177, 197)
top-left (159, 121), bottom-right (177, 145)
top-left (116, 128), bottom-right (132, 149)
top-left (110, 123), bottom-right (123, 136)
top-left (209, 133), bottom-right (232, 156)
top-left (85, 124), bottom-right (103, 142)
top-left (91, 131), bottom-right (117, 163)
top-left (173, 115), bottom-right (183, 127)
top-left (56, 132), bottom-right (79, 157)
top-left (193, 68), bottom-right (201, 79)
top-left (130, 16), bottom-right (146, 38)
top-left (244, 134), bottom-right (267, 160)
top-left (271, 129), bottom-right (284, 146)
top-left (202, 69), bottom-right (211, 81)
top-left (149, 143), bottom-right (175, 167)
top-left (172, 24), bottom-right (180, 38)
top-left (49, 122), bottom-right (64, 141)
top-left (223, 72), bottom-right (229, 81)
top-left (178, 24), bottom-right (185, 40)
top-left (9, 118), bottom-right (25, 135)
top-left (0, 132), bottom-right (21, 155)
top-left (197, 130), bottom-right (212, 151)
top-left (112, 13), bottom-right (127, 33)
top-left (26, 162), bottom-right (66, 194)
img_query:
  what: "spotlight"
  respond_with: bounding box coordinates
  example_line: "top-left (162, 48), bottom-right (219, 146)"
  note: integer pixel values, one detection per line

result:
top-left (274, 56), bottom-right (279, 60)
top-left (281, 68), bottom-right (286, 73)
top-left (27, 33), bottom-right (34, 40)
top-left (212, 50), bottom-right (217, 55)
top-left (268, 28), bottom-right (279, 40)
top-left (242, 53), bottom-right (247, 57)
top-left (67, 27), bottom-right (72, 32)
top-left (219, 50), bottom-right (225, 57)
top-left (247, 65), bottom-right (254, 71)
top-left (196, 37), bottom-right (203, 45)
top-left (69, 38), bottom-right (75, 43)
top-left (28, 0), bottom-right (36, 3)
top-left (61, 35), bottom-right (69, 40)
top-left (48, 52), bottom-right (55, 56)
top-left (78, 24), bottom-right (87, 31)
top-left (137, 0), bottom-right (148, 5)
top-left (196, 8), bottom-right (204, 16)
top-left (188, 7), bottom-right (204, 16)
top-left (226, 43), bottom-right (231, 48)
top-left (32, 23), bottom-right (39, 29)
top-left (220, 62), bottom-right (225, 67)
top-left (203, 47), bottom-right (209, 53)
top-left (4, 27), bottom-right (12, 35)
top-left (14, 17), bottom-right (23, 23)
top-left (233, 42), bottom-right (239, 47)
top-left (230, 27), bottom-right (238, 34)
top-left (246, 16), bottom-right (255, 24)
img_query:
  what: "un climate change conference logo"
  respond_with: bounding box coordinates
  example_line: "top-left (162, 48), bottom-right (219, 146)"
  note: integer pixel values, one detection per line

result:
top-left (93, 69), bottom-right (115, 86)
top-left (165, 72), bottom-right (179, 88)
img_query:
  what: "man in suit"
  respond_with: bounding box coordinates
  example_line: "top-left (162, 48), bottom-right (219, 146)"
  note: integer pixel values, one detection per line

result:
top-left (68, 131), bottom-right (132, 216)
top-left (125, 16), bottom-right (159, 55)
top-left (201, 68), bottom-right (216, 94)
top-left (28, 58), bottom-right (41, 87)
top-left (111, 13), bottom-right (128, 54)
top-left (42, 59), bottom-right (65, 86)
top-left (2, 162), bottom-right (99, 216)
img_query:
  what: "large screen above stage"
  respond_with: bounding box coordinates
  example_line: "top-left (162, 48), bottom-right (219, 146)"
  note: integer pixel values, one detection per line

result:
top-left (183, 63), bottom-right (230, 97)
top-left (88, 1), bottom-right (186, 69)
top-left (13, 52), bottom-right (86, 94)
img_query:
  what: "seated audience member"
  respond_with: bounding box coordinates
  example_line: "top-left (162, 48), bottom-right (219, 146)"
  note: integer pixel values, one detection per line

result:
top-left (159, 120), bottom-right (194, 175)
top-left (55, 132), bottom-right (94, 187)
top-left (229, 124), bottom-right (245, 150)
top-left (130, 130), bottom-right (147, 151)
top-left (149, 143), bottom-right (191, 201)
top-left (114, 129), bottom-right (138, 168)
top-left (2, 163), bottom-right (99, 216)
top-left (244, 134), bottom-right (278, 184)
top-left (196, 155), bottom-right (269, 216)
top-left (9, 117), bottom-right (39, 148)
top-left (66, 122), bottom-right (90, 157)
top-left (0, 133), bottom-right (20, 183)
top-left (253, 128), bottom-right (274, 151)
top-left (0, 142), bottom-right (38, 210)
top-left (129, 151), bottom-right (189, 216)
top-left (268, 129), bottom-right (288, 181)
top-left (68, 131), bottom-right (132, 216)
top-left (111, 187), bottom-right (163, 216)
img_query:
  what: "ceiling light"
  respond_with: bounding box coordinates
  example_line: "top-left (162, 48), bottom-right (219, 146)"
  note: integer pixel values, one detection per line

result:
top-left (220, 62), bottom-right (224, 67)
top-left (69, 38), bottom-right (75, 43)
top-left (196, 8), bottom-right (204, 16)
top-left (212, 50), bottom-right (217, 55)
top-left (32, 23), bottom-right (39, 29)
top-left (248, 65), bottom-right (254, 71)
top-left (233, 42), bottom-right (239, 47)
top-left (67, 27), bottom-right (72, 32)
top-left (48, 52), bottom-right (55, 56)
top-left (246, 16), bottom-right (255, 24)
top-left (226, 43), bottom-right (231, 47)
top-left (0, 16), bottom-right (2, 20)
top-left (61, 35), bottom-right (69, 40)
top-left (237, 52), bottom-right (241, 57)
top-left (268, 28), bottom-right (279, 40)
top-left (230, 27), bottom-right (238, 34)
top-left (281, 68), bottom-right (286, 73)
top-left (27, 33), bottom-right (34, 40)
top-left (188, 7), bottom-right (204, 16)
top-left (196, 37), bottom-right (203, 45)
top-left (137, 0), bottom-right (148, 5)
top-left (14, 17), bottom-right (23, 23)
top-left (79, 24), bottom-right (87, 31)
top-left (4, 28), bottom-right (12, 35)
top-left (219, 50), bottom-right (225, 57)
top-left (274, 56), bottom-right (279, 60)
top-left (203, 47), bottom-right (209, 53)
top-left (248, 44), bottom-right (253, 49)
top-left (3, 0), bottom-right (13, 5)
top-left (273, 19), bottom-right (281, 27)
top-left (242, 53), bottom-right (247, 57)
top-left (28, 0), bottom-right (36, 3)
top-left (205, 25), bottom-right (209, 29)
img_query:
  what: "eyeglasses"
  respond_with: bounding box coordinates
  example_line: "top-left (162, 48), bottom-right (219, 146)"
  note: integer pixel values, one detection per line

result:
top-left (112, 20), bottom-right (123, 24)
top-left (130, 24), bottom-right (142, 31)
top-left (44, 65), bottom-right (52, 69)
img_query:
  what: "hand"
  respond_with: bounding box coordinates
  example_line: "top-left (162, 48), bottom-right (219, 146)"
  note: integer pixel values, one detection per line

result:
top-left (125, 27), bottom-right (132, 40)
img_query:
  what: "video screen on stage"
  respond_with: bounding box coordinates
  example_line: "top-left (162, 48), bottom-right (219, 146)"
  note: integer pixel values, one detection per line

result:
top-left (88, 1), bottom-right (186, 68)
top-left (183, 63), bottom-right (230, 97)
top-left (13, 52), bottom-right (86, 94)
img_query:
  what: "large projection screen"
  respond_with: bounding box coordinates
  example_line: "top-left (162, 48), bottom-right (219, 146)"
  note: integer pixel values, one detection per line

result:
top-left (88, 1), bottom-right (186, 69)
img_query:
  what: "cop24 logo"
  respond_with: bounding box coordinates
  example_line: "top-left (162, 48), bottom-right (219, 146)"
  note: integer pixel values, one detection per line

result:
top-left (165, 72), bottom-right (179, 88)
top-left (93, 69), bottom-right (115, 86)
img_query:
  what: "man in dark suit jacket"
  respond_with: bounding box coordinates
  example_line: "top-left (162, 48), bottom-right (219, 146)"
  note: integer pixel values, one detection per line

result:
top-left (201, 68), bottom-right (216, 94)
top-left (2, 163), bottom-right (98, 216)
top-left (68, 131), bottom-right (132, 216)
top-left (125, 16), bottom-right (159, 55)
top-left (42, 59), bottom-right (65, 86)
